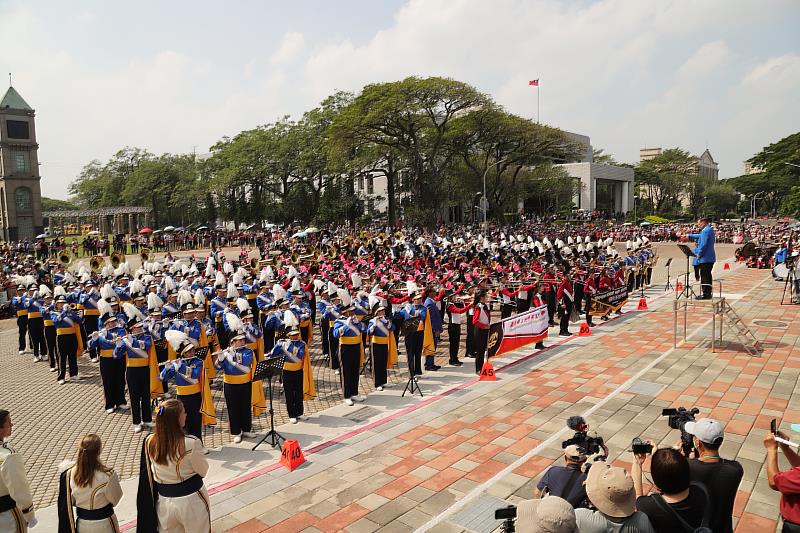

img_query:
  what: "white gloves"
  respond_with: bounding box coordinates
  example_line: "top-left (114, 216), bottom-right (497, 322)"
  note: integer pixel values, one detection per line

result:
top-left (27, 517), bottom-right (38, 528)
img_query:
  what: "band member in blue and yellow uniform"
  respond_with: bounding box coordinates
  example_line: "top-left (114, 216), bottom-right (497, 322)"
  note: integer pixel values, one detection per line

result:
top-left (161, 331), bottom-right (216, 441)
top-left (42, 292), bottom-right (59, 372)
top-left (0, 409), bottom-right (37, 532)
top-left (325, 290), bottom-right (343, 372)
top-left (209, 281), bottom-right (229, 349)
top-left (52, 295), bottom-right (84, 384)
top-left (400, 290), bottom-right (435, 375)
top-left (367, 304), bottom-right (397, 391)
top-left (136, 399), bottom-right (210, 533)
top-left (120, 303), bottom-right (160, 434)
top-left (214, 313), bottom-right (257, 443)
top-left (25, 284), bottom-right (47, 363)
top-left (316, 286), bottom-right (332, 357)
top-left (272, 311), bottom-right (315, 423)
top-left (289, 286), bottom-right (313, 346)
top-left (12, 284), bottom-right (28, 355)
top-left (88, 308), bottom-right (129, 414)
top-left (78, 280), bottom-right (101, 362)
top-left (332, 304), bottom-right (365, 406)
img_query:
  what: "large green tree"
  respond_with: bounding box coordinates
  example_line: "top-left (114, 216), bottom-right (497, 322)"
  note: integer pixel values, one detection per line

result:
top-left (635, 148), bottom-right (698, 216)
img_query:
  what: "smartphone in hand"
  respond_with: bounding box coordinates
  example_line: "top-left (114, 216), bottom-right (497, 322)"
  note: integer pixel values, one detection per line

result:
top-left (771, 419), bottom-right (778, 435)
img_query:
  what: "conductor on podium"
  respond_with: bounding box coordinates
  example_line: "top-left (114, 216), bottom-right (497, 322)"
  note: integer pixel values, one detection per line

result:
top-left (688, 217), bottom-right (716, 300)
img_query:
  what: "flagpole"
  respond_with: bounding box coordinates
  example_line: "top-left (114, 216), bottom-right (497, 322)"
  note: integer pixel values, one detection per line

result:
top-left (537, 84), bottom-right (540, 124)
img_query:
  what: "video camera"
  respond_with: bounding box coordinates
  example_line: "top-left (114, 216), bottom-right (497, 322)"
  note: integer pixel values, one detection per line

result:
top-left (662, 406), bottom-right (700, 457)
top-left (561, 416), bottom-right (606, 458)
top-left (495, 505), bottom-right (516, 532)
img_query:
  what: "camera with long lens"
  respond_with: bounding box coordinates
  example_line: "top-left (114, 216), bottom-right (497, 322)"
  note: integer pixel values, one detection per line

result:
top-left (561, 416), bottom-right (605, 458)
top-left (662, 407), bottom-right (699, 457)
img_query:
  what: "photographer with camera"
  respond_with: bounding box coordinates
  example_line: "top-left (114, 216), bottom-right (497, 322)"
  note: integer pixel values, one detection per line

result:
top-left (496, 496), bottom-right (578, 533)
top-left (633, 445), bottom-right (712, 532)
top-left (533, 445), bottom-right (588, 508)
top-left (684, 418), bottom-right (743, 533)
top-left (574, 463), bottom-right (655, 532)
top-left (764, 428), bottom-right (800, 532)
top-left (562, 416), bottom-right (609, 460)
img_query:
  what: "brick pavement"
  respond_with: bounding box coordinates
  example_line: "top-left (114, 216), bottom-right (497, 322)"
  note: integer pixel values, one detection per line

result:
top-left (191, 264), bottom-right (797, 533)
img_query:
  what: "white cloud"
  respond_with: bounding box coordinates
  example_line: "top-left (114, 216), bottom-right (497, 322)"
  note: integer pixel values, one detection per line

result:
top-left (270, 32), bottom-right (305, 65)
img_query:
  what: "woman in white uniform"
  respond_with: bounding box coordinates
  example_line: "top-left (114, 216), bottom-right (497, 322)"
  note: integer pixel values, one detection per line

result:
top-left (136, 399), bottom-right (210, 533)
top-left (57, 434), bottom-right (122, 532)
top-left (0, 409), bottom-right (36, 533)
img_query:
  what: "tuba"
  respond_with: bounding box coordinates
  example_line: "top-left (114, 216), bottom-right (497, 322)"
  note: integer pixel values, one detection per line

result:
top-left (248, 257), bottom-right (259, 270)
top-left (59, 251), bottom-right (73, 267)
top-left (90, 255), bottom-right (103, 273)
top-left (110, 251), bottom-right (126, 269)
top-left (140, 247), bottom-right (151, 263)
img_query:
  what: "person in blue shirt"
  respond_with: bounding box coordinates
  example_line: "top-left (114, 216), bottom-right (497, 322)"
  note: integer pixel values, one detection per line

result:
top-left (51, 295), bottom-right (83, 384)
top-left (315, 287), bottom-right (332, 357)
top-left (41, 293), bottom-right (58, 372)
top-left (687, 217), bottom-right (716, 299)
top-left (400, 293), bottom-right (428, 375)
top-left (161, 331), bottom-right (207, 440)
top-left (25, 285), bottom-right (46, 363)
top-left (79, 281), bottom-right (102, 362)
top-left (332, 306), bottom-right (365, 405)
top-left (119, 314), bottom-right (153, 433)
top-left (88, 313), bottom-right (128, 413)
top-left (324, 295), bottom-right (342, 372)
top-left (11, 285), bottom-right (28, 355)
top-left (367, 305), bottom-right (396, 391)
top-left (774, 245), bottom-right (788, 265)
top-left (270, 320), bottom-right (310, 423)
top-left (214, 314), bottom-right (256, 443)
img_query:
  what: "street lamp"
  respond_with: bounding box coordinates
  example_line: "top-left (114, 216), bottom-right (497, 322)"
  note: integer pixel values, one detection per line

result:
top-left (633, 195), bottom-right (638, 224)
top-left (751, 191), bottom-right (766, 220)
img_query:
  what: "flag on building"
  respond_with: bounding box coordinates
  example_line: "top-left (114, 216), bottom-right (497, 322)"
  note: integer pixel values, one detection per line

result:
top-left (529, 79), bottom-right (539, 86)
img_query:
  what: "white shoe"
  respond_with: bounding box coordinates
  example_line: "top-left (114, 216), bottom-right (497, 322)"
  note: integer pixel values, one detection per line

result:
top-left (32, 355), bottom-right (38, 362)
top-left (58, 379), bottom-right (65, 385)
top-left (242, 432), bottom-right (256, 438)
top-left (376, 386), bottom-right (384, 391)
top-left (143, 422), bottom-right (154, 429)
top-left (117, 403), bottom-right (129, 410)
top-left (49, 367), bottom-right (57, 373)
top-left (233, 434), bottom-right (242, 443)
top-left (290, 417), bottom-right (298, 424)
top-left (133, 424), bottom-right (142, 433)
top-left (18, 350), bottom-right (24, 355)
top-left (344, 398), bottom-right (354, 406)
top-left (74, 374), bottom-right (81, 381)
top-left (106, 408), bottom-right (115, 414)
top-left (353, 395), bottom-right (365, 402)
top-left (335, 369), bottom-right (340, 375)
top-left (64, 376), bottom-right (70, 383)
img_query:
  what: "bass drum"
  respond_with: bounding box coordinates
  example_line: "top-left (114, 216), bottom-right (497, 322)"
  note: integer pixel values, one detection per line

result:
top-left (772, 263), bottom-right (789, 281)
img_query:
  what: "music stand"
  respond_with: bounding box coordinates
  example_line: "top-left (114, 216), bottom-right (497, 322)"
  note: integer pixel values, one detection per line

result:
top-left (401, 346), bottom-right (423, 398)
top-left (252, 354), bottom-right (286, 450)
top-left (663, 258), bottom-right (674, 291)
top-left (676, 245), bottom-right (696, 299)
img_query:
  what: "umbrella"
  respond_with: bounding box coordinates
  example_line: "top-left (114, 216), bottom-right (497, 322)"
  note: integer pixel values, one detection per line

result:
top-left (639, 221), bottom-right (652, 226)
top-left (264, 223), bottom-right (276, 229)
top-left (163, 225), bottom-right (176, 232)
top-left (36, 234), bottom-right (46, 239)
top-left (175, 227), bottom-right (185, 232)
top-left (292, 231), bottom-right (307, 238)
top-left (139, 228), bottom-right (152, 234)
top-left (153, 229), bottom-right (162, 234)
top-left (87, 230), bottom-right (100, 235)
top-left (305, 227), bottom-right (319, 233)
top-left (622, 222), bottom-right (633, 226)
top-left (196, 225), bottom-right (209, 231)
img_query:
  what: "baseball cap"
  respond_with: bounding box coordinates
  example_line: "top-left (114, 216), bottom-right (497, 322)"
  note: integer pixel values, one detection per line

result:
top-left (563, 445), bottom-right (587, 462)
top-left (516, 496), bottom-right (578, 533)
top-left (584, 463), bottom-right (636, 518)
top-left (684, 418), bottom-right (724, 445)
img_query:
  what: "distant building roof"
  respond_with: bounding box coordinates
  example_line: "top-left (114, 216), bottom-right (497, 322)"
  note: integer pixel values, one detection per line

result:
top-left (0, 86), bottom-right (33, 111)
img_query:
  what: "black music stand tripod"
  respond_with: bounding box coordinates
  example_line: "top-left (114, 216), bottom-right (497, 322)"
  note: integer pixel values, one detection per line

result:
top-left (663, 258), bottom-right (674, 291)
top-left (401, 351), bottom-right (423, 398)
top-left (676, 244), bottom-right (696, 299)
top-left (252, 354), bottom-right (286, 451)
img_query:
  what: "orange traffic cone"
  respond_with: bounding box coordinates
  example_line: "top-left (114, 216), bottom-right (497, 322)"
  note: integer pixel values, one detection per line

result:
top-left (637, 298), bottom-right (648, 310)
top-left (479, 361), bottom-right (497, 381)
top-left (578, 322), bottom-right (592, 337)
top-left (724, 262), bottom-right (730, 270)
top-left (279, 440), bottom-right (306, 471)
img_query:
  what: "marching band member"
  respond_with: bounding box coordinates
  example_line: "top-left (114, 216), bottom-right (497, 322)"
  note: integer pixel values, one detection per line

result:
top-left (332, 302), bottom-right (365, 405)
top-left (499, 275), bottom-right (518, 319)
top-left (471, 290), bottom-right (491, 375)
top-left (12, 284), bottom-right (28, 355)
top-left (78, 280), bottom-right (101, 363)
top-left (57, 434), bottom-right (122, 533)
top-left (556, 270), bottom-right (575, 337)
top-left (52, 294), bottom-right (84, 384)
top-left (367, 303), bottom-right (397, 390)
top-left (583, 269), bottom-right (597, 328)
top-left (445, 295), bottom-right (471, 367)
top-left (88, 303), bottom-right (128, 414)
top-left (215, 314), bottom-right (256, 443)
top-left (136, 399), bottom-right (210, 533)
top-left (316, 286), bottom-right (332, 357)
top-left (531, 284), bottom-right (547, 349)
top-left (273, 312), bottom-right (315, 423)
top-left (119, 303), bottom-right (159, 433)
top-left (162, 331), bottom-right (216, 441)
top-left (289, 281), bottom-right (313, 345)
top-left (326, 288), bottom-right (344, 372)
top-left (0, 409), bottom-right (36, 532)
top-left (25, 284), bottom-right (47, 363)
top-left (41, 291), bottom-right (58, 372)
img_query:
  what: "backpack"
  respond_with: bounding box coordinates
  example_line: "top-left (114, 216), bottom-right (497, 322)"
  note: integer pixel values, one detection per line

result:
top-left (652, 482), bottom-right (712, 533)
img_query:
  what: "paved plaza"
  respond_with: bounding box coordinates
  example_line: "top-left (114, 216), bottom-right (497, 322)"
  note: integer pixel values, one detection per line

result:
top-left (3, 249), bottom-right (797, 532)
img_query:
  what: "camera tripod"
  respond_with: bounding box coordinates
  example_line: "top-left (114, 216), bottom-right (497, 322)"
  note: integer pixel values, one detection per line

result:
top-left (780, 263), bottom-right (797, 306)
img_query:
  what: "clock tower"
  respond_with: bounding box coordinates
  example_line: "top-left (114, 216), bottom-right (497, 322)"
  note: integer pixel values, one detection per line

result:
top-left (0, 85), bottom-right (43, 241)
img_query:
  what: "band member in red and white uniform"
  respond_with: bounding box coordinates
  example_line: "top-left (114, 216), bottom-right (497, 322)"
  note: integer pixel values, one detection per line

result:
top-left (446, 295), bottom-right (472, 367)
top-left (583, 271), bottom-right (597, 328)
top-left (498, 275), bottom-right (517, 319)
top-left (556, 270), bottom-right (574, 337)
top-left (471, 290), bottom-right (491, 375)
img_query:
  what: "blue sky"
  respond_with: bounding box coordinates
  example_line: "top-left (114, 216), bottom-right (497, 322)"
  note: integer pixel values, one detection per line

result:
top-left (3, 0), bottom-right (799, 199)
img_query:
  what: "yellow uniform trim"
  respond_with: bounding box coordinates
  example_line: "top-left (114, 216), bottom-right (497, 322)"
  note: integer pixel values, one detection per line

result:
top-left (16, 310), bottom-right (28, 317)
top-left (370, 336), bottom-right (389, 344)
top-left (44, 320), bottom-right (54, 326)
top-left (223, 373), bottom-right (251, 385)
top-left (27, 312), bottom-right (41, 318)
top-left (100, 349), bottom-right (115, 358)
top-left (339, 335), bottom-right (362, 345)
top-left (57, 328), bottom-right (77, 335)
top-left (177, 383), bottom-right (201, 395)
top-left (126, 357), bottom-right (149, 367)
top-left (83, 309), bottom-right (100, 316)
top-left (283, 361), bottom-right (303, 371)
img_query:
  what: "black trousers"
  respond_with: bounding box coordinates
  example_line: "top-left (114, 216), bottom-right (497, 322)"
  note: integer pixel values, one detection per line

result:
top-left (57, 334), bottom-right (79, 380)
top-left (17, 316), bottom-right (28, 352)
top-left (154, 344), bottom-right (169, 393)
top-left (698, 262), bottom-right (714, 297)
top-left (448, 323), bottom-right (462, 362)
top-left (516, 297), bottom-right (531, 313)
top-left (223, 381), bottom-right (252, 435)
top-left (465, 320), bottom-right (474, 357)
top-left (404, 331), bottom-right (423, 376)
top-left (102, 357), bottom-right (127, 409)
top-left (474, 328), bottom-right (489, 374)
top-left (216, 321), bottom-right (229, 349)
top-left (329, 330), bottom-right (340, 370)
top-left (559, 301), bottom-right (573, 334)
top-left (263, 328), bottom-right (275, 353)
top-left (45, 325), bottom-right (57, 369)
top-left (339, 343), bottom-right (361, 398)
top-left (179, 392), bottom-right (202, 440)
top-left (126, 366), bottom-right (152, 425)
top-left (282, 369), bottom-right (304, 418)
top-left (501, 303), bottom-right (514, 319)
top-left (371, 343), bottom-right (388, 387)
top-left (320, 320), bottom-right (330, 355)
top-left (546, 291), bottom-right (557, 324)
top-left (83, 316), bottom-right (99, 359)
top-left (27, 317), bottom-right (46, 358)
top-left (584, 297), bottom-right (594, 325)
top-left (392, 316), bottom-right (403, 350)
